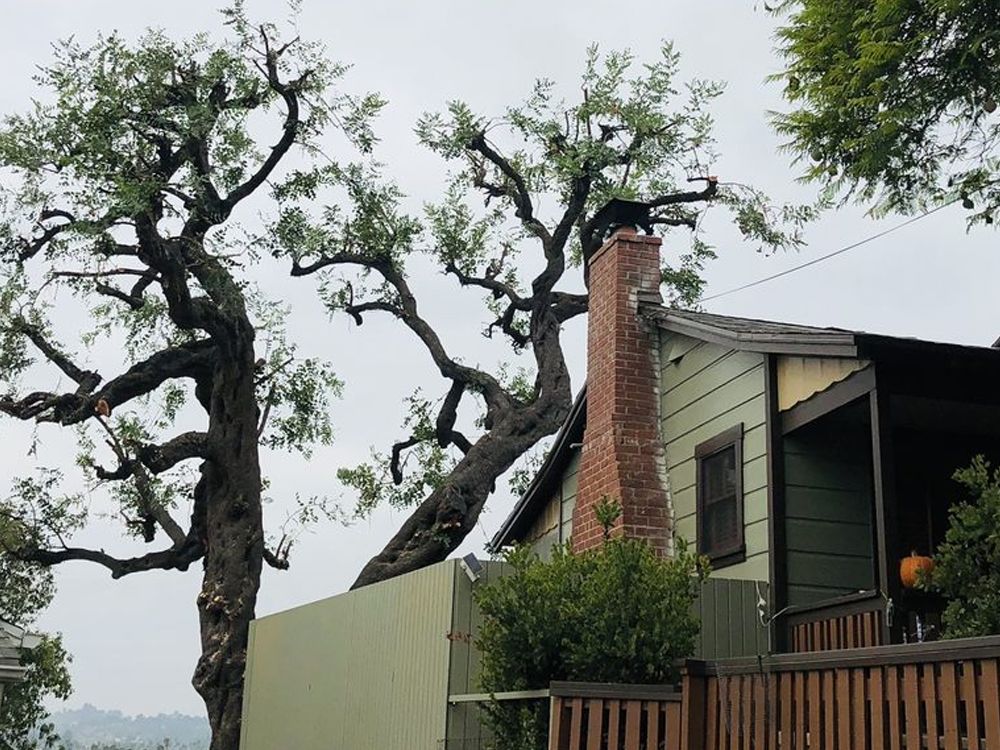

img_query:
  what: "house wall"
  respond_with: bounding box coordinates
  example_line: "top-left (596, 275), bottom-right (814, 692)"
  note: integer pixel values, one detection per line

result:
top-left (241, 560), bottom-right (505, 750)
top-left (524, 449), bottom-right (580, 559)
top-left (660, 333), bottom-right (769, 581)
top-left (783, 422), bottom-right (876, 606)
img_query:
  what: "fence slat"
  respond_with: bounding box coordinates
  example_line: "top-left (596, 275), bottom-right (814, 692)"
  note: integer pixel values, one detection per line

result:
top-left (752, 674), bottom-right (765, 750)
top-left (870, 666), bottom-right (885, 750)
top-left (823, 671), bottom-right (836, 750)
top-left (624, 700), bottom-right (641, 749)
top-left (939, 662), bottom-right (959, 750)
top-left (768, 670), bottom-right (779, 750)
top-left (903, 664), bottom-right (920, 750)
top-left (569, 698), bottom-right (583, 750)
top-left (781, 673), bottom-right (793, 750)
top-left (586, 698), bottom-right (604, 750)
top-left (667, 700), bottom-right (682, 750)
top-left (728, 675), bottom-right (740, 750)
top-left (923, 663), bottom-right (940, 750)
top-left (794, 672), bottom-right (807, 750)
top-left (741, 675), bottom-right (752, 750)
top-left (549, 696), bottom-right (564, 750)
top-left (607, 699), bottom-right (621, 750)
top-left (836, 668), bottom-right (851, 750)
top-left (647, 700), bottom-right (661, 750)
top-left (960, 661), bottom-right (980, 750)
top-left (887, 665), bottom-right (901, 750)
top-left (981, 659), bottom-right (1000, 749)
top-left (852, 669), bottom-right (867, 750)
top-left (808, 671), bottom-right (821, 750)
top-left (706, 676), bottom-right (719, 750)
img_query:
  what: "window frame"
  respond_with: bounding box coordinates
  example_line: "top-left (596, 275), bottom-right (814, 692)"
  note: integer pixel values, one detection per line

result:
top-left (694, 423), bottom-right (746, 568)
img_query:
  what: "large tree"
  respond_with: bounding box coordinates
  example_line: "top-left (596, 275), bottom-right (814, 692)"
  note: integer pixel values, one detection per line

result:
top-left (273, 44), bottom-right (815, 588)
top-left (772, 0), bottom-right (1000, 223)
top-left (0, 7), bottom-right (375, 748)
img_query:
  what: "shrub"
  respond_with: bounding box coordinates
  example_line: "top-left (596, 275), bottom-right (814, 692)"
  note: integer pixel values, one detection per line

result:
top-left (927, 456), bottom-right (1000, 639)
top-left (474, 535), bottom-right (709, 749)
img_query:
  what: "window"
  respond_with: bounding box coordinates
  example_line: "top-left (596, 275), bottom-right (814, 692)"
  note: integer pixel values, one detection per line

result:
top-left (695, 424), bottom-right (745, 566)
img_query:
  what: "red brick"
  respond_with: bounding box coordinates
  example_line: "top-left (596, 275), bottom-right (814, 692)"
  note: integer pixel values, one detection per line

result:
top-left (571, 228), bottom-right (672, 555)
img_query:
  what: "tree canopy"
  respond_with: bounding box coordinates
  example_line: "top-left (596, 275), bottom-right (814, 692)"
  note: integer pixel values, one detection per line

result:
top-left (284, 42), bottom-right (815, 587)
top-left (0, 5), bottom-right (374, 746)
top-left (1, 6), bottom-right (812, 746)
top-left (773, 0), bottom-right (1000, 224)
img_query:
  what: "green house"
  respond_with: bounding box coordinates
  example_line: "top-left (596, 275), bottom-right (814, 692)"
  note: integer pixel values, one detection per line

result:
top-left (241, 217), bottom-right (1000, 749)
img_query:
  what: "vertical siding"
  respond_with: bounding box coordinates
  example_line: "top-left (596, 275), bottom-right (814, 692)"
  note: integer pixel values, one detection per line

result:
top-left (783, 422), bottom-right (876, 606)
top-left (693, 578), bottom-right (770, 659)
top-left (240, 561), bottom-right (456, 750)
top-left (526, 448), bottom-right (581, 559)
top-left (446, 561), bottom-right (511, 746)
top-left (660, 334), bottom-right (769, 581)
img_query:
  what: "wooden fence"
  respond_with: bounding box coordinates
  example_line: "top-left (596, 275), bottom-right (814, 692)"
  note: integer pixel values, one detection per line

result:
top-left (548, 682), bottom-right (683, 750)
top-left (548, 635), bottom-right (1000, 749)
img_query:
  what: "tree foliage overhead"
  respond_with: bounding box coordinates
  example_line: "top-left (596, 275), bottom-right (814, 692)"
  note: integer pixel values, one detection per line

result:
top-left (0, 4), bottom-right (374, 746)
top-left (773, 0), bottom-right (1000, 223)
top-left (272, 42), bottom-right (814, 587)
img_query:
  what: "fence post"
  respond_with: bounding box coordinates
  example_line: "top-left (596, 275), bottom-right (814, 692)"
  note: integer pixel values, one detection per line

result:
top-left (680, 662), bottom-right (708, 750)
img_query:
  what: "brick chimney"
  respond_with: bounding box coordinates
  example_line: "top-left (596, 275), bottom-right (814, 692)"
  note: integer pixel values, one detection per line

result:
top-left (571, 226), bottom-right (672, 554)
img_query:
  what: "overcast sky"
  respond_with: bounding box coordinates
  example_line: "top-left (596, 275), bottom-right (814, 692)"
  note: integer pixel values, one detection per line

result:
top-left (2, 0), bottom-right (998, 718)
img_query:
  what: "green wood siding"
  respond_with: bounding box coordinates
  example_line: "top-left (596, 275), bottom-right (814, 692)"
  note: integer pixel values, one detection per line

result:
top-left (783, 423), bottom-right (876, 606)
top-left (693, 578), bottom-right (770, 659)
top-left (661, 334), bottom-right (769, 581)
top-left (527, 448), bottom-right (580, 559)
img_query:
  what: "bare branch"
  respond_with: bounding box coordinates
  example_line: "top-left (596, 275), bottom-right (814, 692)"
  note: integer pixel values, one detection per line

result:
top-left (222, 28), bottom-right (306, 211)
top-left (443, 261), bottom-right (529, 309)
top-left (468, 133), bottom-right (552, 246)
top-left (13, 318), bottom-right (101, 392)
top-left (11, 541), bottom-right (203, 580)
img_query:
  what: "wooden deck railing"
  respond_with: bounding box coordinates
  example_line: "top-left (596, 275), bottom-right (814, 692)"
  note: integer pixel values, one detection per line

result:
top-left (548, 682), bottom-right (683, 750)
top-left (784, 591), bottom-right (887, 653)
top-left (682, 635), bottom-right (1000, 749)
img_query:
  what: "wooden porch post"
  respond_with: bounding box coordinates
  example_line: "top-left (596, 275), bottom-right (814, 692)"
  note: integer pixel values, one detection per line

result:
top-left (764, 355), bottom-right (788, 653)
top-left (870, 375), bottom-right (901, 643)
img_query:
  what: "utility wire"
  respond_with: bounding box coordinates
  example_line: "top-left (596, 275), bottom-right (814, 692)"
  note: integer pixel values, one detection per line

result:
top-left (698, 200), bottom-right (958, 304)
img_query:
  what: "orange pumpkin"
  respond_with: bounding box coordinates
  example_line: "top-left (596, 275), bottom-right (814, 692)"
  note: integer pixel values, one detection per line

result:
top-left (900, 551), bottom-right (934, 589)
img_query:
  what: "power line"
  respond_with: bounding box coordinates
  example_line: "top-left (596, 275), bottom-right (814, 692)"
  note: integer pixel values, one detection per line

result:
top-left (698, 200), bottom-right (958, 304)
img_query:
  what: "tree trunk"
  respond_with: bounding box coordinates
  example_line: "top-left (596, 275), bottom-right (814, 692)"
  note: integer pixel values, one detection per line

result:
top-left (352, 399), bottom-right (571, 589)
top-left (191, 334), bottom-right (263, 750)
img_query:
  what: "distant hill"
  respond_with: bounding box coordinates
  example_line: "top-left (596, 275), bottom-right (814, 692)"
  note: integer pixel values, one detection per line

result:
top-left (48, 704), bottom-right (209, 750)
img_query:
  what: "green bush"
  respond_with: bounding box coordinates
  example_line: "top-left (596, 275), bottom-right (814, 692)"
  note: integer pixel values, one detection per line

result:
top-left (928, 456), bottom-right (1000, 639)
top-left (474, 535), bottom-right (709, 749)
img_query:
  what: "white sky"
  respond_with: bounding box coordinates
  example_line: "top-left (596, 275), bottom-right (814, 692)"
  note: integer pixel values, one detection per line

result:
top-left (2, 0), bottom-right (998, 718)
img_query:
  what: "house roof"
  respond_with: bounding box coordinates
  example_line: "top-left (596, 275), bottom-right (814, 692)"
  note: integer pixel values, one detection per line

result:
top-left (644, 306), bottom-right (1000, 360)
top-left (489, 306), bottom-right (1000, 551)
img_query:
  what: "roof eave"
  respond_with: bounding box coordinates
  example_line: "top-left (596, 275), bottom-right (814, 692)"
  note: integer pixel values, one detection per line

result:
top-left (489, 387), bottom-right (587, 552)
top-left (644, 309), bottom-right (860, 358)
